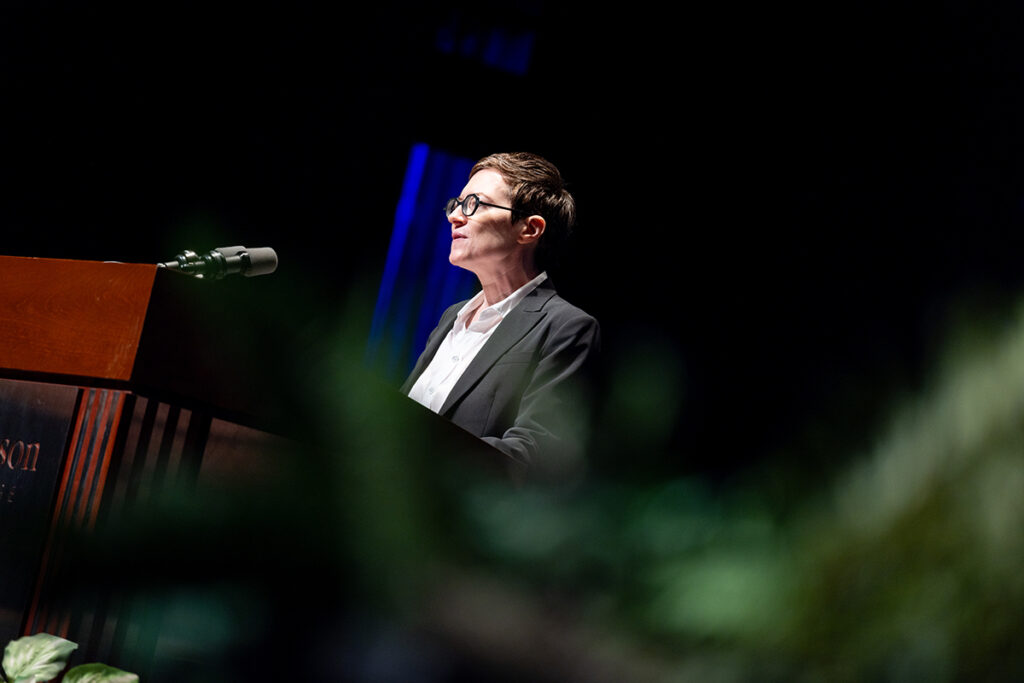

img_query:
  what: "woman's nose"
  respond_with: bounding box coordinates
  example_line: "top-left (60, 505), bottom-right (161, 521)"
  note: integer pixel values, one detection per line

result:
top-left (448, 208), bottom-right (468, 225)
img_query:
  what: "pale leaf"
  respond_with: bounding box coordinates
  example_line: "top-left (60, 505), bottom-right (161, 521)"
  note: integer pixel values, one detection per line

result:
top-left (3, 633), bottom-right (77, 683)
top-left (64, 663), bottom-right (139, 683)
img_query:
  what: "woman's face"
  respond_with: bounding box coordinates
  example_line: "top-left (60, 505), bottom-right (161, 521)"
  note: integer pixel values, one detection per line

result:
top-left (447, 169), bottom-right (521, 274)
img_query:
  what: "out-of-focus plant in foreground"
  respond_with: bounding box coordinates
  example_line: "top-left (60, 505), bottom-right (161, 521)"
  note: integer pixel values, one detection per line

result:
top-left (2, 633), bottom-right (137, 683)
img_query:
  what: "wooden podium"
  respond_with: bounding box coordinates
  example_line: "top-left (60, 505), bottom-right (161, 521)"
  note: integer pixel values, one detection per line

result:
top-left (0, 255), bottom-right (320, 665)
top-left (0, 254), bottom-right (515, 678)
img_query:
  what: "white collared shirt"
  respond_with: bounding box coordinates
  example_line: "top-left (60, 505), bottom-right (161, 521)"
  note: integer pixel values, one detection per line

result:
top-left (408, 272), bottom-right (548, 413)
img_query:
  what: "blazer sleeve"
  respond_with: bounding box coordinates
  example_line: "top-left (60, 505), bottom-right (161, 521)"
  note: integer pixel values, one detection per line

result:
top-left (481, 309), bottom-right (601, 478)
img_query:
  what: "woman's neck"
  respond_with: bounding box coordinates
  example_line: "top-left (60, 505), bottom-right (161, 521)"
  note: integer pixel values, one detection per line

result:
top-left (477, 264), bottom-right (539, 307)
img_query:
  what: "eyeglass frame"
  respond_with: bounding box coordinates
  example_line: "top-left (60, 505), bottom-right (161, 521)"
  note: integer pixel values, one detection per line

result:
top-left (445, 193), bottom-right (521, 218)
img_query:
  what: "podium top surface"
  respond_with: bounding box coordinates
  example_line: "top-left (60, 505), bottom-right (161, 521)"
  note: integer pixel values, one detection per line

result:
top-left (0, 256), bottom-right (158, 382)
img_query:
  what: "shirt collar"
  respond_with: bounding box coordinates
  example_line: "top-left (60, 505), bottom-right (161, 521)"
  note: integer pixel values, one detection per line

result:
top-left (456, 271), bottom-right (548, 332)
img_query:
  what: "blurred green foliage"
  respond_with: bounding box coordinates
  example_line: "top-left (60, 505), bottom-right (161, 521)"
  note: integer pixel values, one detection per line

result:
top-left (52, 283), bottom-right (1024, 682)
top-left (409, 293), bottom-right (1024, 681)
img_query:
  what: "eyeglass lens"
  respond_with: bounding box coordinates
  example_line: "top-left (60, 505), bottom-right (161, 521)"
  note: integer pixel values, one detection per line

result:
top-left (445, 194), bottom-right (479, 216)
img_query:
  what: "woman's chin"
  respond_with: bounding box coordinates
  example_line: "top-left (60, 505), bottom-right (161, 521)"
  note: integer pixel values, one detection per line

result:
top-left (449, 246), bottom-right (469, 266)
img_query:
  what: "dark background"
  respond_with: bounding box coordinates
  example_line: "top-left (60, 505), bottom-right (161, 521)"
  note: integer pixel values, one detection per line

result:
top-left (4, 1), bottom-right (1024, 479)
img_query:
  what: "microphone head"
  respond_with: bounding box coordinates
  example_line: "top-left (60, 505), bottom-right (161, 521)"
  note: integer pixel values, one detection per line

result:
top-left (243, 247), bottom-right (278, 277)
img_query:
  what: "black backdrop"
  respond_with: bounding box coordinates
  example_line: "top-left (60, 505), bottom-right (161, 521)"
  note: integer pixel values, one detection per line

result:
top-left (4, 1), bottom-right (1024, 479)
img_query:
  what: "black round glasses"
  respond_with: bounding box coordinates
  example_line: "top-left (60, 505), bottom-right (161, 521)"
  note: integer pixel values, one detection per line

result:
top-left (445, 194), bottom-right (517, 217)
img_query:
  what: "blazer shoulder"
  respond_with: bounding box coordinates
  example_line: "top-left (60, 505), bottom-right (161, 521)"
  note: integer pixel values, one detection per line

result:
top-left (542, 292), bottom-right (599, 327)
top-left (537, 293), bottom-right (601, 351)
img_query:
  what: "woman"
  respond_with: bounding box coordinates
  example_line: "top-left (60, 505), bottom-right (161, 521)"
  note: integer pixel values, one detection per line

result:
top-left (402, 152), bottom-right (600, 476)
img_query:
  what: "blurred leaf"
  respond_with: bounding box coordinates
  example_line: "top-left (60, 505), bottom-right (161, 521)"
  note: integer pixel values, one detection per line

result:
top-left (63, 663), bottom-right (139, 683)
top-left (3, 634), bottom-right (77, 683)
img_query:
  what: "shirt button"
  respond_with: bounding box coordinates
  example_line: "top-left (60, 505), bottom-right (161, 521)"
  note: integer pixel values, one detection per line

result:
top-left (451, 355), bottom-right (460, 362)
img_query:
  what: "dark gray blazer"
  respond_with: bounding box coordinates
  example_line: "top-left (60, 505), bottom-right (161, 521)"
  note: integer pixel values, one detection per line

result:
top-left (401, 279), bottom-right (600, 473)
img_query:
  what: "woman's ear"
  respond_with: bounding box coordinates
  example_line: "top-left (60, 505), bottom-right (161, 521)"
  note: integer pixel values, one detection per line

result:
top-left (518, 215), bottom-right (546, 245)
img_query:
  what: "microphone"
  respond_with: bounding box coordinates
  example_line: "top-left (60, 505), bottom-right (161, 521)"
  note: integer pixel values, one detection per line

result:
top-left (158, 246), bottom-right (278, 279)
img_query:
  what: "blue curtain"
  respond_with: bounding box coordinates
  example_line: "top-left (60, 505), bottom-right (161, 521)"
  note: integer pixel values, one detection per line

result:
top-left (367, 144), bottom-right (478, 383)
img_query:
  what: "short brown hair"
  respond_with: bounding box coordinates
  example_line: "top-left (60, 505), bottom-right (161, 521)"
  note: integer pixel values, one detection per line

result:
top-left (470, 152), bottom-right (576, 268)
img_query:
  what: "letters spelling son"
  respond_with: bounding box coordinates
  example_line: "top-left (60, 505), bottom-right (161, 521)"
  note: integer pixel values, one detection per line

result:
top-left (0, 438), bottom-right (41, 472)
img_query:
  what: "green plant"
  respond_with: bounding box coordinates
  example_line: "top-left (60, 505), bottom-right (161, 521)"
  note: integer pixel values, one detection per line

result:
top-left (1, 633), bottom-right (137, 683)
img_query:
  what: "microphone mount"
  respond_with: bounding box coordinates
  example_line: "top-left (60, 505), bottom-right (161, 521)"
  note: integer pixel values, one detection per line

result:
top-left (158, 246), bottom-right (278, 279)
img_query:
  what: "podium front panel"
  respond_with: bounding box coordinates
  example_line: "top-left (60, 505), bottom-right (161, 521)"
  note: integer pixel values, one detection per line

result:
top-left (0, 379), bottom-right (79, 644)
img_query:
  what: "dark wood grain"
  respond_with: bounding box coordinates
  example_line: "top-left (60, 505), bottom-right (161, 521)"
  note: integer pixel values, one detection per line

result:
top-left (0, 256), bottom-right (157, 381)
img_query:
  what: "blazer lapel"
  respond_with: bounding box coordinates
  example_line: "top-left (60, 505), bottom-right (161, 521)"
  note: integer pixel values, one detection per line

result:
top-left (400, 305), bottom-right (460, 394)
top-left (439, 280), bottom-right (557, 416)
